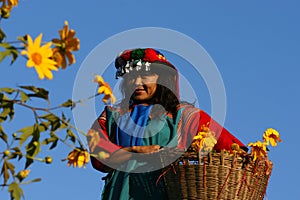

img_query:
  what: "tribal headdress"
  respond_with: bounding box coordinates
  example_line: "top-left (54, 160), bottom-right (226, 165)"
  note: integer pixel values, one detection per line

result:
top-left (115, 48), bottom-right (176, 79)
top-left (115, 48), bottom-right (180, 99)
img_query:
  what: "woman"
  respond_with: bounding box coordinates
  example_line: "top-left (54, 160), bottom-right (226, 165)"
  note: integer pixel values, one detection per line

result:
top-left (88, 48), bottom-right (247, 200)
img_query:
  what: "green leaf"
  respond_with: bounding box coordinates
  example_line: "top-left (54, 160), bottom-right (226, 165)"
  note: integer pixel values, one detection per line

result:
top-left (39, 113), bottom-right (60, 131)
top-left (0, 107), bottom-right (10, 120)
top-left (1, 160), bottom-right (10, 185)
top-left (9, 46), bottom-right (18, 65)
top-left (0, 42), bottom-right (10, 49)
top-left (0, 92), bottom-right (3, 101)
top-left (17, 35), bottom-right (27, 43)
top-left (25, 141), bottom-right (41, 168)
top-left (0, 92), bottom-right (14, 122)
top-left (0, 49), bottom-right (10, 63)
top-left (0, 87), bottom-right (16, 94)
top-left (39, 113), bottom-right (58, 122)
top-left (1, 160), bottom-right (15, 185)
top-left (0, 101), bottom-right (14, 122)
top-left (11, 147), bottom-right (22, 161)
top-left (49, 139), bottom-right (58, 150)
top-left (25, 124), bottom-right (40, 168)
top-left (67, 129), bottom-right (77, 143)
top-left (18, 86), bottom-right (49, 102)
top-left (38, 121), bottom-right (50, 133)
top-left (60, 99), bottom-right (76, 109)
top-left (0, 125), bottom-right (8, 143)
top-left (0, 28), bottom-right (6, 42)
top-left (42, 133), bottom-right (59, 150)
top-left (27, 178), bottom-right (42, 183)
top-left (0, 43), bottom-right (19, 65)
top-left (19, 90), bottom-right (29, 103)
top-left (0, 93), bottom-right (11, 108)
top-left (6, 161), bottom-right (15, 176)
top-left (17, 125), bottom-right (34, 147)
top-left (8, 182), bottom-right (24, 200)
top-left (59, 113), bottom-right (68, 129)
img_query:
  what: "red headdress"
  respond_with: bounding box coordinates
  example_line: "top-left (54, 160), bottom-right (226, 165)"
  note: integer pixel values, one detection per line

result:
top-left (115, 48), bottom-right (180, 98)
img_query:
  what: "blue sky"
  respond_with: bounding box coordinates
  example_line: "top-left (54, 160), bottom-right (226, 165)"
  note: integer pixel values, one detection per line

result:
top-left (1, 0), bottom-right (299, 199)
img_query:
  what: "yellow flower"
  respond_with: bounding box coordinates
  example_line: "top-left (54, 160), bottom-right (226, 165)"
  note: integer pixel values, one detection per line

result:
top-left (94, 75), bottom-right (116, 104)
top-left (67, 148), bottom-right (90, 168)
top-left (52, 21), bottom-right (80, 69)
top-left (191, 123), bottom-right (217, 152)
top-left (263, 128), bottom-right (282, 147)
top-left (248, 141), bottom-right (267, 161)
top-left (203, 133), bottom-right (217, 151)
top-left (231, 143), bottom-right (240, 152)
top-left (21, 34), bottom-right (57, 80)
top-left (191, 131), bottom-right (206, 151)
top-left (0, 0), bottom-right (18, 9)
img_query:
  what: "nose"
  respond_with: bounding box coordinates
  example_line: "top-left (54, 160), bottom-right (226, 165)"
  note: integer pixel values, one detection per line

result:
top-left (135, 76), bottom-right (143, 86)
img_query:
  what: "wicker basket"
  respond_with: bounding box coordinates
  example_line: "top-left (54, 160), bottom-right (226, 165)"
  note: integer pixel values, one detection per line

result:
top-left (162, 150), bottom-right (272, 200)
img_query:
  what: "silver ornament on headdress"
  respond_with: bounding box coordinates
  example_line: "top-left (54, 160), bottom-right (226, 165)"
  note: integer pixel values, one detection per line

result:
top-left (136, 60), bottom-right (142, 66)
top-left (145, 62), bottom-right (151, 71)
top-left (136, 60), bottom-right (142, 71)
top-left (125, 61), bottom-right (130, 73)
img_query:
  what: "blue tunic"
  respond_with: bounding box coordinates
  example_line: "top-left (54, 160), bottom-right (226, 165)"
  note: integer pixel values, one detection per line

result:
top-left (101, 105), bottom-right (182, 200)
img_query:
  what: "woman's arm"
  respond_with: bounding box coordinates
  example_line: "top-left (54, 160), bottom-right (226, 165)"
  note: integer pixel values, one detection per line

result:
top-left (179, 105), bottom-right (248, 152)
top-left (87, 108), bottom-right (161, 172)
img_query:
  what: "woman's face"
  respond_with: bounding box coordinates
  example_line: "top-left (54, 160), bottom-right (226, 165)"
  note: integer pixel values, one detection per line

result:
top-left (126, 72), bottom-right (159, 102)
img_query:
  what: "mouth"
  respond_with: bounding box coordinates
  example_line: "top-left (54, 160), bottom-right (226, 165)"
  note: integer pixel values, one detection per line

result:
top-left (134, 88), bottom-right (146, 94)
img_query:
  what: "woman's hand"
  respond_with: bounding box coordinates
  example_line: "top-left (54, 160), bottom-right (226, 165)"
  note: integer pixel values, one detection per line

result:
top-left (130, 145), bottom-right (160, 153)
top-left (87, 129), bottom-right (100, 152)
top-left (100, 145), bottom-right (160, 171)
top-left (89, 143), bottom-right (161, 172)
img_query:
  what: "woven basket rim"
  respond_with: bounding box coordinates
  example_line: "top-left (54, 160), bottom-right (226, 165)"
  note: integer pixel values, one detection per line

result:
top-left (160, 149), bottom-right (273, 200)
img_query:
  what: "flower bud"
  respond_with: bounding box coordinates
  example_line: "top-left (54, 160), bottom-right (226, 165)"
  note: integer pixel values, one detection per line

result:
top-left (3, 150), bottom-right (10, 157)
top-left (17, 170), bottom-right (30, 181)
top-left (45, 156), bottom-right (53, 164)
